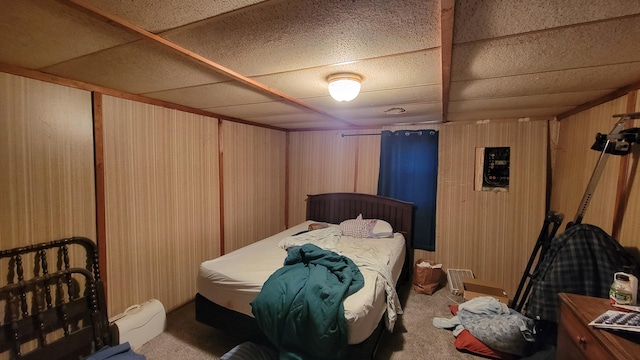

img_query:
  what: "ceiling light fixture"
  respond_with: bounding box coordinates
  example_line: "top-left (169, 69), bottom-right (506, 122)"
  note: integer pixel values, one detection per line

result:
top-left (327, 73), bottom-right (362, 102)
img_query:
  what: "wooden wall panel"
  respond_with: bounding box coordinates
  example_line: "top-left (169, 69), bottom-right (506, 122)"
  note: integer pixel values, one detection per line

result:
top-left (288, 126), bottom-right (440, 223)
top-left (0, 72), bottom-right (95, 250)
top-left (287, 130), bottom-right (359, 225)
top-left (287, 121), bottom-right (546, 298)
top-left (0, 74), bottom-right (95, 359)
top-left (551, 93), bottom-right (640, 265)
top-left (609, 94), bottom-right (640, 256)
top-left (353, 133), bottom-right (381, 195)
top-left (221, 120), bottom-right (286, 252)
top-left (550, 97), bottom-right (628, 232)
top-left (102, 96), bottom-right (220, 315)
top-left (420, 120), bottom-right (548, 297)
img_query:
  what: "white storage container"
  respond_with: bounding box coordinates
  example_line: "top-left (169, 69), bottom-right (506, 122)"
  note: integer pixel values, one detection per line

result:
top-left (110, 299), bottom-right (166, 350)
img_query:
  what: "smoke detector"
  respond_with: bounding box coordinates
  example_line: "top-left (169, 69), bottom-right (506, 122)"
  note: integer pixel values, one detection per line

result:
top-left (384, 107), bottom-right (406, 115)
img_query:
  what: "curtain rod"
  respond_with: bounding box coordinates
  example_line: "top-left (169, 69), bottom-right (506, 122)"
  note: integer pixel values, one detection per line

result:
top-left (341, 133), bottom-right (380, 137)
top-left (341, 130), bottom-right (432, 137)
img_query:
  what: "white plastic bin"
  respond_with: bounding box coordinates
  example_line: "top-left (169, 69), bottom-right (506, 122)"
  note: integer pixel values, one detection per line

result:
top-left (110, 299), bottom-right (166, 350)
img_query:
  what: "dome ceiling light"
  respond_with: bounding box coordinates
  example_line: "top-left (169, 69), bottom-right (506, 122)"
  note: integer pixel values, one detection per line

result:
top-left (327, 73), bottom-right (362, 102)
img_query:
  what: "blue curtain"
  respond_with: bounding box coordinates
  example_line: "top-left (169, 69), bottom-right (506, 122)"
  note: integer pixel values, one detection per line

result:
top-left (377, 130), bottom-right (438, 251)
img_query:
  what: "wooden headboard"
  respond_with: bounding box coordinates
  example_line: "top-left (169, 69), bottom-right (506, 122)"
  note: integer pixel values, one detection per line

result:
top-left (0, 237), bottom-right (112, 360)
top-left (306, 192), bottom-right (415, 282)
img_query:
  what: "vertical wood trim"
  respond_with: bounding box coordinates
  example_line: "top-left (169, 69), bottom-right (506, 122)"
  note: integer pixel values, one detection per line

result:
top-left (285, 132), bottom-right (290, 228)
top-left (218, 119), bottom-right (225, 255)
top-left (353, 139), bottom-right (360, 192)
top-left (92, 92), bottom-right (107, 295)
top-left (473, 147), bottom-right (484, 191)
top-left (612, 91), bottom-right (637, 239)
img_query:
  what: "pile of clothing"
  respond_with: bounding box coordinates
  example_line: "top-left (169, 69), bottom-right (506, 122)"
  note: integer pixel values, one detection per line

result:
top-left (433, 296), bottom-right (535, 357)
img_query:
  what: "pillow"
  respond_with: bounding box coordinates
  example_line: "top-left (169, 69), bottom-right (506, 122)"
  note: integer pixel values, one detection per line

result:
top-left (370, 219), bottom-right (393, 238)
top-left (454, 330), bottom-right (516, 360)
top-left (308, 222), bottom-right (329, 231)
top-left (339, 214), bottom-right (376, 238)
top-left (449, 305), bottom-right (517, 360)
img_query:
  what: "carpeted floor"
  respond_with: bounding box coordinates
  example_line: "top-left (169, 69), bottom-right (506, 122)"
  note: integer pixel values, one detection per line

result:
top-left (137, 283), bottom-right (484, 359)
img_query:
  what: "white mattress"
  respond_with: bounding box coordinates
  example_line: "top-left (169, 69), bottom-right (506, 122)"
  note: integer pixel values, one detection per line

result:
top-left (197, 220), bottom-right (406, 344)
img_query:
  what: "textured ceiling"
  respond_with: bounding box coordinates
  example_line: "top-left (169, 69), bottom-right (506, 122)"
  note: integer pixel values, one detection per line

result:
top-left (1, 0), bottom-right (640, 130)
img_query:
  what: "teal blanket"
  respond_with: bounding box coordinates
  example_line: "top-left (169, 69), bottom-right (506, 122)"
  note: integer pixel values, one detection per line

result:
top-left (251, 244), bottom-right (364, 360)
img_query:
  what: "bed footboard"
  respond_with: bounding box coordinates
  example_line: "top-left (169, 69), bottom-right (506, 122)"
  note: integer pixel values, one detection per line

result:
top-left (0, 237), bottom-right (112, 360)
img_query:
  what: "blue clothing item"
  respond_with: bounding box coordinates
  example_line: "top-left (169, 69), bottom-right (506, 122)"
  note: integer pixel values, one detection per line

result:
top-left (458, 296), bottom-right (510, 315)
top-left (84, 342), bottom-right (146, 360)
top-left (220, 342), bottom-right (277, 360)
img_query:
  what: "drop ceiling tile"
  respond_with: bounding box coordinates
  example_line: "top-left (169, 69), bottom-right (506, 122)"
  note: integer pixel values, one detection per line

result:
top-left (326, 102), bottom-right (441, 120)
top-left (255, 50), bottom-right (441, 99)
top-left (455, 0), bottom-right (640, 43)
top-left (447, 107), bottom-right (573, 122)
top-left (204, 101), bottom-right (305, 119)
top-left (452, 17), bottom-right (640, 81)
top-left (147, 80), bottom-right (281, 109)
top-left (86, 0), bottom-right (269, 32)
top-left (0, 0), bottom-right (139, 69)
top-left (42, 40), bottom-right (228, 94)
top-left (347, 113), bottom-right (443, 127)
top-left (304, 85), bottom-right (441, 111)
top-left (247, 112), bottom-right (351, 128)
top-left (164, 0), bottom-right (440, 76)
top-left (333, 103), bottom-right (442, 125)
top-left (449, 90), bottom-right (612, 113)
top-left (271, 120), bottom-right (351, 130)
top-left (450, 63), bottom-right (640, 100)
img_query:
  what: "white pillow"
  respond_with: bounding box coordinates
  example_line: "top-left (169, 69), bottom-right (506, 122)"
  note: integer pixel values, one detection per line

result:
top-left (371, 219), bottom-right (394, 238)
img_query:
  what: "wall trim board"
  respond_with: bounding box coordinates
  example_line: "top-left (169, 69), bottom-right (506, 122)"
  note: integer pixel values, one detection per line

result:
top-left (557, 79), bottom-right (640, 120)
top-left (92, 91), bottom-right (108, 299)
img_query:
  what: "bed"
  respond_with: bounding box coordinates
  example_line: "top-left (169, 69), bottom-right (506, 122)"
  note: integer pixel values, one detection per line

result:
top-left (195, 192), bottom-right (414, 359)
top-left (0, 237), bottom-right (113, 360)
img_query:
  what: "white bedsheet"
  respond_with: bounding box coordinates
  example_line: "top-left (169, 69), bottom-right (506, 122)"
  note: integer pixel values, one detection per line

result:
top-left (197, 220), bottom-right (406, 344)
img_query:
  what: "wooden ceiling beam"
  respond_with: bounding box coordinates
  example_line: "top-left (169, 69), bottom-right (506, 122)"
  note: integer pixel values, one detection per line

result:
top-left (64, 0), bottom-right (354, 127)
top-left (440, 0), bottom-right (455, 123)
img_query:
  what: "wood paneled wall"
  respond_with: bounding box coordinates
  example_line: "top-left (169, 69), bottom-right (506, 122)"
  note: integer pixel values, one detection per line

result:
top-left (551, 93), bottom-right (640, 258)
top-left (287, 130), bottom-right (360, 225)
top-left (101, 96), bottom-right (221, 315)
top-left (287, 121), bottom-right (547, 297)
top-left (618, 94), bottom-right (640, 252)
top-left (0, 74), bottom-right (95, 359)
top-left (0, 72), bottom-right (96, 253)
top-left (221, 120), bottom-right (286, 252)
top-left (550, 97), bottom-right (628, 230)
top-left (431, 120), bottom-right (548, 297)
top-left (4, 68), bottom-right (639, 319)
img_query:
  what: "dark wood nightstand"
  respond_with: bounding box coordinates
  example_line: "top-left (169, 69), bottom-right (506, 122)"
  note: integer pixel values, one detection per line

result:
top-left (557, 293), bottom-right (640, 360)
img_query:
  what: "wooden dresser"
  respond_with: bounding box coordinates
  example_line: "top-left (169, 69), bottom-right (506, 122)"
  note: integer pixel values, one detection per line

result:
top-left (557, 293), bottom-right (640, 360)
